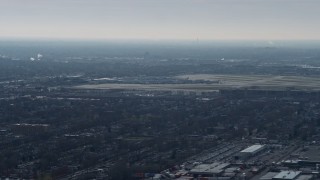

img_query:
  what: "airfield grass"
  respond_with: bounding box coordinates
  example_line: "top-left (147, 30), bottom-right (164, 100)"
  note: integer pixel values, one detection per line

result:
top-left (73, 74), bottom-right (320, 92)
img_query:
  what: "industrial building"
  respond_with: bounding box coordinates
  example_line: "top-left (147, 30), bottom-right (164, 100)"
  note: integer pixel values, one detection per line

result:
top-left (259, 171), bottom-right (314, 180)
top-left (272, 171), bottom-right (301, 180)
top-left (189, 162), bottom-right (230, 177)
top-left (260, 172), bottom-right (280, 180)
top-left (235, 144), bottom-right (266, 160)
top-left (282, 146), bottom-right (320, 169)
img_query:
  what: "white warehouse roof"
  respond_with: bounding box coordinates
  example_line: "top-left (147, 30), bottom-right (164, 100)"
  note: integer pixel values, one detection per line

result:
top-left (273, 171), bottom-right (301, 180)
top-left (241, 144), bottom-right (265, 153)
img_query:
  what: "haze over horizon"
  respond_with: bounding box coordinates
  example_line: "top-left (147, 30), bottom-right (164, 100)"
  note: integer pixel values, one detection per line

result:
top-left (0, 0), bottom-right (320, 41)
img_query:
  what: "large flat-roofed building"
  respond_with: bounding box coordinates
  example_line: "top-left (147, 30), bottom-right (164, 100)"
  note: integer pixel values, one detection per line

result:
top-left (235, 144), bottom-right (266, 160)
top-left (189, 162), bottom-right (230, 177)
top-left (283, 146), bottom-right (320, 167)
top-left (260, 171), bottom-right (311, 180)
top-left (241, 144), bottom-right (265, 154)
top-left (260, 172), bottom-right (280, 180)
top-left (295, 175), bottom-right (313, 180)
top-left (272, 171), bottom-right (301, 180)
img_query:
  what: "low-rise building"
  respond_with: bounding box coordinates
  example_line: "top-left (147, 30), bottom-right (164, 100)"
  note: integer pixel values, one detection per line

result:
top-left (189, 162), bottom-right (230, 177)
top-left (235, 144), bottom-right (266, 160)
top-left (272, 171), bottom-right (301, 180)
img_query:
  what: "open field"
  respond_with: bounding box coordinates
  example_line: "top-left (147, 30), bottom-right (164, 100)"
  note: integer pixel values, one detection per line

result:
top-left (73, 74), bottom-right (320, 92)
top-left (73, 83), bottom-right (221, 92)
top-left (177, 74), bottom-right (320, 91)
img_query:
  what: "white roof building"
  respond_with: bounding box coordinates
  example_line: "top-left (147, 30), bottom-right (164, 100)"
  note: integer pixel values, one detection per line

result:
top-left (272, 171), bottom-right (301, 180)
top-left (240, 144), bottom-right (265, 154)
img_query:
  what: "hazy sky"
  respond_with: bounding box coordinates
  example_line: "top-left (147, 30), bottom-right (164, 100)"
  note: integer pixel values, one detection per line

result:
top-left (0, 0), bottom-right (319, 40)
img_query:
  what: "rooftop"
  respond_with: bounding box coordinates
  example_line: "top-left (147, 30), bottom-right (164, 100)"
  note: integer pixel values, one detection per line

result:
top-left (299, 146), bottom-right (320, 162)
top-left (295, 175), bottom-right (313, 180)
top-left (273, 171), bottom-right (301, 180)
top-left (241, 144), bottom-right (265, 153)
top-left (260, 172), bottom-right (279, 180)
top-left (190, 163), bottom-right (230, 175)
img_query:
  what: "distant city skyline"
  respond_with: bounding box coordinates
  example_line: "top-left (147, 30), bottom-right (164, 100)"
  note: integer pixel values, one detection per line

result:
top-left (0, 0), bottom-right (320, 40)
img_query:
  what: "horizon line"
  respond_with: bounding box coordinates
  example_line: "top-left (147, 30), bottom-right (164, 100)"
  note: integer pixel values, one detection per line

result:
top-left (1, 37), bottom-right (320, 42)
